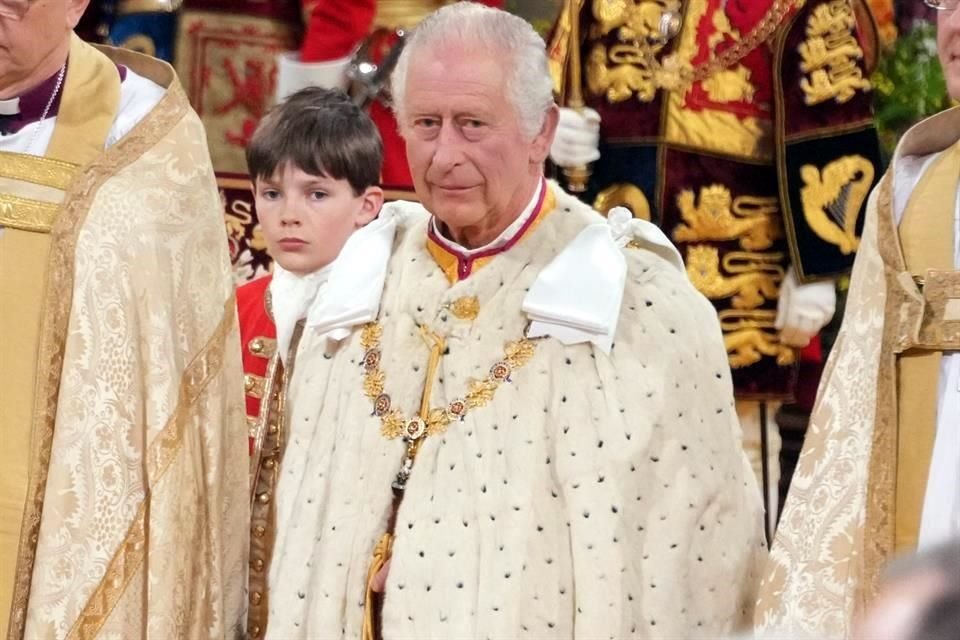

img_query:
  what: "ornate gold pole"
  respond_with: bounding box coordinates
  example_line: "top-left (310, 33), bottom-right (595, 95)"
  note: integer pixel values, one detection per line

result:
top-left (562, 0), bottom-right (591, 193)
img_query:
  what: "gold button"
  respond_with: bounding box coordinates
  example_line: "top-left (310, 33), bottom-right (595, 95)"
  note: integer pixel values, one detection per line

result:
top-left (251, 591), bottom-right (262, 605)
top-left (263, 458), bottom-right (275, 469)
top-left (257, 492), bottom-right (270, 504)
top-left (448, 295), bottom-right (480, 320)
top-left (250, 625), bottom-right (261, 638)
top-left (268, 423), bottom-right (278, 435)
top-left (252, 558), bottom-right (264, 571)
top-left (244, 374), bottom-right (256, 392)
top-left (254, 525), bottom-right (265, 538)
top-left (250, 338), bottom-right (264, 354)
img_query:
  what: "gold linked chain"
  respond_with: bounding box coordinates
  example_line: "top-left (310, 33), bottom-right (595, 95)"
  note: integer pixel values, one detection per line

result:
top-left (359, 322), bottom-right (538, 490)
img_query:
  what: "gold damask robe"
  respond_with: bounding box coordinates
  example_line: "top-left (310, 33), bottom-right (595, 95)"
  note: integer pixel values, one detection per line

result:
top-left (0, 36), bottom-right (247, 638)
top-left (756, 107), bottom-right (960, 637)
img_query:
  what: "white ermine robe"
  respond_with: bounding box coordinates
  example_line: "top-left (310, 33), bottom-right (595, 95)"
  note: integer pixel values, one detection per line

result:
top-left (269, 183), bottom-right (766, 639)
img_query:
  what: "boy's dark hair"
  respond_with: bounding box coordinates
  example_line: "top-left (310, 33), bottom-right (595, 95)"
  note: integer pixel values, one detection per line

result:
top-left (246, 87), bottom-right (383, 195)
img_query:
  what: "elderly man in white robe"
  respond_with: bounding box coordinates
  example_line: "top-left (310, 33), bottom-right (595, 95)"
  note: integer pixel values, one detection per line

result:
top-left (263, 3), bottom-right (765, 639)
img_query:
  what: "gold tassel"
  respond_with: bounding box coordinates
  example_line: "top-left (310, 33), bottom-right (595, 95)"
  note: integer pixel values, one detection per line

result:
top-left (361, 532), bottom-right (394, 640)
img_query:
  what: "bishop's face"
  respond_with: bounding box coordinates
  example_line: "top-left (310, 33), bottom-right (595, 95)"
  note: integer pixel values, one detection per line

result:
top-left (938, 0), bottom-right (960, 100)
top-left (0, 0), bottom-right (88, 99)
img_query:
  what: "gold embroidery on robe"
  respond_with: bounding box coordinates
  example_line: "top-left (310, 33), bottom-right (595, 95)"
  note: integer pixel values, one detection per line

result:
top-left (224, 191), bottom-right (268, 252)
top-left (373, 0), bottom-right (450, 30)
top-left (686, 246), bottom-right (784, 309)
top-left (0, 193), bottom-right (62, 233)
top-left (447, 296), bottom-right (481, 321)
top-left (800, 154), bottom-right (875, 254)
top-left (70, 302), bottom-right (235, 639)
top-left (0, 152), bottom-right (76, 190)
top-left (585, 0), bottom-right (683, 103)
top-left (702, 65), bottom-right (756, 103)
top-left (593, 183), bottom-right (652, 220)
top-left (720, 309), bottom-right (795, 368)
top-left (661, 0), bottom-right (772, 160)
top-left (673, 184), bottom-right (782, 250)
top-left (798, 0), bottom-right (872, 105)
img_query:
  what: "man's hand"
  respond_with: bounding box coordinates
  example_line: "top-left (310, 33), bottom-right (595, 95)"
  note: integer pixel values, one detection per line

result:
top-left (549, 106), bottom-right (601, 169)
top-left (371, 558), bottom-right (391, 593)
top-left (0, 0), bottom-right (31, 20)
top-left (775, 267), bottom-right (836, 348)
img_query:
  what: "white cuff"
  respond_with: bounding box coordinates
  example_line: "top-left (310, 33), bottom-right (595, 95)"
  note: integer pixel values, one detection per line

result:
top-left (275, 51), bottom-right (351, 103)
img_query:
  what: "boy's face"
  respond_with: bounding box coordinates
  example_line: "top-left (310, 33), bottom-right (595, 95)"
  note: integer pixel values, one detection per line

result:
top-left (254, 164), bottom-right (382, 276)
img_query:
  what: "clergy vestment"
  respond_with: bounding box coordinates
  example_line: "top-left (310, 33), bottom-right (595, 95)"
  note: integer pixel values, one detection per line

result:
top-left (264, 180), bottom-right (766, 639)
top-left (756, 106), bottom-right (960, 639)
top-left (0, 35), bottom-right (247, 638)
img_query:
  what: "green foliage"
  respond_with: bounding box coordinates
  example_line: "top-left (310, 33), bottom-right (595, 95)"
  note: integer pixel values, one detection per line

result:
top-left (872, 22), bottom-right (951, 159)
top-left (505, 0), bottom-right (559, 37)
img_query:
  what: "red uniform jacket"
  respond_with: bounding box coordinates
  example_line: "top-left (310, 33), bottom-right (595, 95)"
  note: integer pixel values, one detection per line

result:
top-left (237, 275), bottom-right (277, 453)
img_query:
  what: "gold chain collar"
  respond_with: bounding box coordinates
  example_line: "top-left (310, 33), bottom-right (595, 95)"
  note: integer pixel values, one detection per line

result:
top-left (359, 322), bottom-right (538, 491)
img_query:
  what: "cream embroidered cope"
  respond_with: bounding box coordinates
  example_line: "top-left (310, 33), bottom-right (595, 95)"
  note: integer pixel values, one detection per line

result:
top-left (4, 67), bottom-right (247, 638)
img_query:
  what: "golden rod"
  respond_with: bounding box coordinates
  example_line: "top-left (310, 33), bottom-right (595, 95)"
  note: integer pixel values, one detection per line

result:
top-left (562, 0), bottom-right (592, 193)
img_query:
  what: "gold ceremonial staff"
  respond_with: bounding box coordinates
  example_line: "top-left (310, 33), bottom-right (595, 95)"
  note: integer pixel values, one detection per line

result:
top-left (562, 0), bottom-right (591, 193)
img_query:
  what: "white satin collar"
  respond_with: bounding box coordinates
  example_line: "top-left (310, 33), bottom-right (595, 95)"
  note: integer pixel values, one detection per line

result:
top-left (523, 206), bottom-right (684, 354)
top-left (268, 209), bottom-right (401, 363)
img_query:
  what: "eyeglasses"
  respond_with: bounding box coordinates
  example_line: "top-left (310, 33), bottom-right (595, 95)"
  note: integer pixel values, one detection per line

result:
top-left (926, 0), bottom-right (960, 11)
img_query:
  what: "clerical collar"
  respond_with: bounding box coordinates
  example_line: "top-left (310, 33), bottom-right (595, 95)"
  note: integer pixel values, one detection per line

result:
top-left (0, 97), bottom-right (18, 116)
top-left (426, 178), bottom-right (554, 283)
top-left (0, 63), bottom-right (127, 135)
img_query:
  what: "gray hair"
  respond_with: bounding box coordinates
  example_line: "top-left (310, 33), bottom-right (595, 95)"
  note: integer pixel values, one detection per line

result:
top-left (391, 2), bottom-right (555, 139)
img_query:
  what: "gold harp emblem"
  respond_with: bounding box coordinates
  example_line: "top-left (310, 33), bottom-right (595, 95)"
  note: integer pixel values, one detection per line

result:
top-left (799, 154), bottom-right (874, 255)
